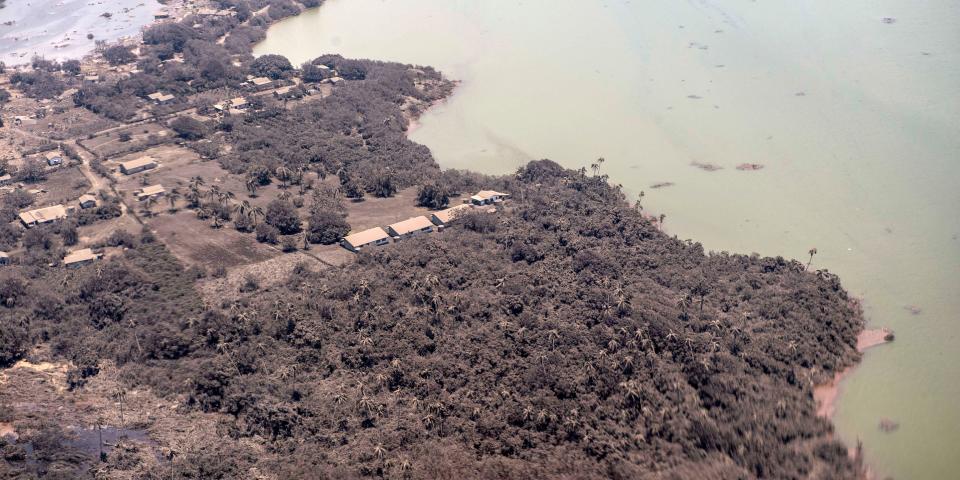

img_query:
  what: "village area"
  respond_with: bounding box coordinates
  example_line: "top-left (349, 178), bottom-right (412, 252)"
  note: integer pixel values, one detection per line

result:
top-left (0, 2), bottom-right (507, 301)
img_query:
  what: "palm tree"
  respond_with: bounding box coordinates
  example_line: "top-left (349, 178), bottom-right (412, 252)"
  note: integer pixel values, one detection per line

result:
top-left (692, 282), bottom-right (711, 313)
top-left (206, 185), bottom-right (222, 205)
top-left (635, 190), bottom-right (645, 211)
top-left (245, 175), bottom-right (259, 197)
top-left (658, 213), bottom-right (666, 229)
top-left (142, 195), bottom-right (158, 217)
top-left (806, 247), bottom-right (818, 270)
top-left (250, 205), bottom-right (264, 224)
top-left (676, 295), bottom-right (692, 317)
top-left (188, 175), bottom-right (205, 194)
top-left (275, 165), bottom-right (292, 188)
top-left (167, 188), bottom-right (181, 212)
top-left (234, 200), bottom-right (253, 220)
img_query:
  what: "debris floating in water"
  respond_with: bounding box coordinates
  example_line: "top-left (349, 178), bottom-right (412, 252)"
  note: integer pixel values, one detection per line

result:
top-left (903, 305), bottom-right (922, 315)
top-left (650, 182), bottom-right (675, 189)
top-left (690, 161), bottom-right (722, 172)
top-left (736, 163), bottom-right (765, 171)
top-left (879, 418), bottom-right (900, 433)
top-left (881, 17), bottom-right (896, 24)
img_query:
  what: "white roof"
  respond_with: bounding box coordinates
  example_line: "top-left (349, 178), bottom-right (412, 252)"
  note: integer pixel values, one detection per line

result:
top-left (388, 216), bottom-right (434, 236)
top-left (343, 227), bottom-right (390, 247)
top-left (251, 77), bottom-right (272, 86)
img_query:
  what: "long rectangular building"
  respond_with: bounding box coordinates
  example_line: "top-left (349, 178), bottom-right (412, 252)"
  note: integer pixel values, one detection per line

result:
top-left (19, 204), bottom-right (68, 227)
top-left (120, 157), bottom-right (157, 175)
top-left (387, 216), bottom-right (434, 239)
top-left (341, 227), bottom-right (390, 252)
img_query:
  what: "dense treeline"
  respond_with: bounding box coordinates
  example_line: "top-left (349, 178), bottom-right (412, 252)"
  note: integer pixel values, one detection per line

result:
top-left (219, 55), bottom-right (450, 191)
top-left (0, 161), bottom-right (864, 479)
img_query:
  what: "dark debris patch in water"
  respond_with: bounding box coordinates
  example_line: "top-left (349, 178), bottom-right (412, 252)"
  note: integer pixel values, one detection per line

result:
top-left (691, 161), bottom-right (723, 171)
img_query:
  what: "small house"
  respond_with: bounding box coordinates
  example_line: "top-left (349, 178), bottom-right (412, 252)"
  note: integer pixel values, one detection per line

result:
top-left (78, 194), bottom-right (98, 209)
top-left (273, 86), bottom-right (296, 98)
top-left (0, 252), bottom-right (9, 265)
top-left (119, 156), bottom-right (157, 175)
top-left (250, 77), bottom-right (273, 88)
top-left (341, 227), bottom-right (391, 252)
top-left (147, 92), bottom-right (175, 104)
top-left (154, 9), bottom-right (170, 19)
top-left (0, 174), bottom-right (11, 186)
top-left (63, 248), bottom-right (101, 268)
top-left (45, 150), bottom-right (63, 166)
top-left (135, 184), bottom-right (166, 201)
top-left (470, 190), bottom-right (510, 206)
top-left (83, 75), bottom-right (100, 83)
top-left (214, 97), bottom-right (249, 113)
top-left (430, 204), bottom-right (473, 226)
top-left (19, 204), bottom-right (68, 227)
top-left (387, 216), bottom-right (435, 239)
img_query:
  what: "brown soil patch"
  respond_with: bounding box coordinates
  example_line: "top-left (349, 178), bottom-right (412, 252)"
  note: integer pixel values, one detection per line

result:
top-left (148, 210), bottom-right (279, 270)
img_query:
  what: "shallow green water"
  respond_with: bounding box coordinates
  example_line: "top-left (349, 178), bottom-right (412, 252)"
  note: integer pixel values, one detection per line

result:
top-left (255, 1), bottom-right (960, 477)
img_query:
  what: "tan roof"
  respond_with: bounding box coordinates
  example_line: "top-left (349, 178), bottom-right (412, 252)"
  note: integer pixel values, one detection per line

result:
top-left (64, 248), bottom-right (99, 265)
top-left (19, 204), bottom-right (67, 224)
top-left (45, 150), bottom-right (62, 160)
top-left (343, 227), bottom-right (390, 247)
top-left (0, 251), bottom-right (9, 258)
top-left (251, 77), bottom-right (272, 86)
top-left (79, 194), bottom-right (97, 204)
top-left (431, 204), bottom-right (473, 224)
top-left (274, 86), bottom-right (294, 95)
top-left (147, 92), bottom-right (164, 100)
top-left (474, 190), bottom-right (509, 200)
top-left (215, 97), bottom-right (248, 111)
top-left (120, 156), bottom-right (156, 170)
top-left (137, 184), bottom-right (166, 199)
top-left (388, 216), bottom-right (434, 236)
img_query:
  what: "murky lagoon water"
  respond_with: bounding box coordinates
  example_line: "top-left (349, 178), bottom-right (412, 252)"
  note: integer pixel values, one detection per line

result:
top-left (255, 0), bottom-right (960, 477)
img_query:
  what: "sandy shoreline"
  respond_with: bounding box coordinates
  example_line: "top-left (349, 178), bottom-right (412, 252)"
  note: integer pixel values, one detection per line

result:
top-left (814, 327), bottom-right (893, 418)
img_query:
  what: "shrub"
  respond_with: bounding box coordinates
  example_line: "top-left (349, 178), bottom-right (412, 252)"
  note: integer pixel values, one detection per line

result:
top-left (306, 211), bottom-right (350, 245)
top-left (417, 182), bottom-right (449, 209)
top-left (170, 116), bottom-right (208, 140)
top-left (264, 199), bottom-right (301, 235)
top-left (255, 222), bottom-right (279, 244)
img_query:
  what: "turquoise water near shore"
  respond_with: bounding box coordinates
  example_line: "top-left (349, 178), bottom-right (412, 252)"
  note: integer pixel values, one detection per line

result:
top-left (255, 1), bottom-right (960, 477)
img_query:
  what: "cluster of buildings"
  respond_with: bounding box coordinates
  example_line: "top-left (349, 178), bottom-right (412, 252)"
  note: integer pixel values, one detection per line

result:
top-left (5, 197), bottom-right (104, 268)
top-left (341, 190), bottom-right (509, 252)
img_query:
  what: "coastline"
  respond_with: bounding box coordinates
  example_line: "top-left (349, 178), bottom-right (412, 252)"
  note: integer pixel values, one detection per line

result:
top-left (814, 327), bottom-right (893, 419)
top-left (0, 1), bottom-right (893, 477)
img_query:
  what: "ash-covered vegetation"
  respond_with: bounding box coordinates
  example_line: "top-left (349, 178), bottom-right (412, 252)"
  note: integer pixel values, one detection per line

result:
top-left (1, 161), bottom-right (864, 479)
top-left (0, 0), bottom-right (866, 477)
